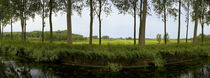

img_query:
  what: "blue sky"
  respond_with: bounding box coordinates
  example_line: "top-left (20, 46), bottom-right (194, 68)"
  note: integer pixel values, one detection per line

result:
top-left (3, 7), bottom-right (210, 39)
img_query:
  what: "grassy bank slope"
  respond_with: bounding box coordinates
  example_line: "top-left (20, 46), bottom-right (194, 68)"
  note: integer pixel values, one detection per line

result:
top-left (0, 40), bottom-right (209, 67)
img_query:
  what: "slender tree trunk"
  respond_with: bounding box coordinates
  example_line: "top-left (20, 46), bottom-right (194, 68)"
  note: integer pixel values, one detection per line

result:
top-left (177, 0), bottom-right (181, 44)
top-left (139, 0), bottom-right (143, 45)
top-left (201, 23), bottom-right (204, 43)
top-left (133, 2), bottom-right (137, 45)
top-left (42, 2), bottom-right (45, 43)
top-left (11, 19), bottom-right (13, 39)
top-left (0, 20), bottom-right (1, 40)
top-left (49, 0), bottom-right (53, 43)
top-left (67, 0), bottom-right (72, 45)
top-left (186, 21), bottom-right (189, 43)
top-left (24, 18), bottom-right (27, 40)
top-left (186, 1), bottom-right (190, 43)
top-left (164, 5), bottom-right (167, 45)
top-left (1, 23), bottom-right (3, 40)
top-left (193, 0), bottom-right (199, 44)
top-left (89, 0), bottom-right (93, 45)
top-left (140, 0), bottom-right (147, 46)
top-left (21, 17), bottom-right (25, 40)
top-left (20, 0), bottom-right (24, 41)
top-left (98, 0), bottom-right (102, 45)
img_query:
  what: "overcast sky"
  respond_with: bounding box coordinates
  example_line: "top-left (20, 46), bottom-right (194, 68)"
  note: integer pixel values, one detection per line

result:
top-left (3, 7), bottom-right (210, 39)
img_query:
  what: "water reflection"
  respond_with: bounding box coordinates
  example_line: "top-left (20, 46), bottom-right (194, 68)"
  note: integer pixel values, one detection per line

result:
top-left (0, 58), bottom-right (57, 78)
top-left (0, 57), bottom-right (210, 78)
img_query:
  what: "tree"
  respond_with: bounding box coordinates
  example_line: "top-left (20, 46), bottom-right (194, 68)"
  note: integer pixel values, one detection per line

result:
top-left (139, 0), bottom-right (148, 46)
top-left (138, 0), bottom-right (143, 45)
top-left (192, 0), bottom-right (200, 44)
top-left (62, 0), bottom-right (83, 45)
top-left (177, 0), bottom-right (181, 44)
top-left (88, 0), bottom-right (96, 45)
top-left (198, 0), bottom-right (208, 44)
top-left (0, 0), bottom-right (5, 40)
top-left (95, 0), bottom-right (111, 45)
top-left (183, 0), bottom-right (191, 43)
top-left (93, 35), bottom-right (98, 39)
top-left (11, 0), bottom-right (40, 41)
top-left (152, 0), bottom-right (177, 45)
top-left (0, 0), bottom-right (17, 40)
top-left (102, 35), bottom-right (109, 39)
top-left (37, 0), bottom-right (48, 43)
top-left (156, 34), bottom-right (162, 44)
top-left (47, 0), bottom-right (60, 43)
top-left (112, 0), bottom-right (139, 45)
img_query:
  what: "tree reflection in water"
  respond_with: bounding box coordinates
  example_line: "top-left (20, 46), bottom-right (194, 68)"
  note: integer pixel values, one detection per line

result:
top-left (1, 58), bottom-right (210, 78)
top-left (0, 59), bottom-right (57, 78)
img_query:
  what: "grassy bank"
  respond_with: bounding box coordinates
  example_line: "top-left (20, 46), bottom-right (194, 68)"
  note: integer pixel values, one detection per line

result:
top-left (0, 40), bottom-right (209, 68)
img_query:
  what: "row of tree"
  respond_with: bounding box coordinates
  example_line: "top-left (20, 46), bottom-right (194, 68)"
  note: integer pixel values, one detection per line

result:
top-left (0, 0), bottom-right (209, 46)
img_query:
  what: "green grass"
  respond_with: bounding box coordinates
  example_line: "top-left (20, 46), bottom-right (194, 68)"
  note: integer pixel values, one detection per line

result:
top-left (73, 39), bottom-right (192, 45)
top-left (0, 39), bottom-right (207, 68)
top-left (36, 39), bottom-right (192, 45)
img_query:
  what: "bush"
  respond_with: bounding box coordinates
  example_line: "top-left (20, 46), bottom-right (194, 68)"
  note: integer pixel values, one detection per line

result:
top-left (156, 34), bottom-right (162, 44)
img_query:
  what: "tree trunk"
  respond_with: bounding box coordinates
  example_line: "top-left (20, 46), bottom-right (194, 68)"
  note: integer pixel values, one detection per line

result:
top-left (186, 1), bottom-right (190, 43)
top-left (21, 17), bottom-right (25, 40)
top-left (67, 0), bottom-right (72, 45)
top-left (24, 18), bottom-right (27, 40)
top-left (139, 0), bottom-right (143, 45)
top-left (1, 22), bottom-right (3, 40)
top-left (11, 19), bottom-right (13, 39)
top-left (98, 0), bottom-right (102, 45)
top-left (49, 0), bottom-right (53, 43)
top-left (193, 0), bottom-right (199, 44)
top-left (1, 22), bottom-right (4, 40)
top-left (139, 0), bottom-right (147, 46)
top-left (42, 2), bottom-right (45, 43)
top-left (133, 2), bottom-right (137, 45)
top-left (186, 20), bottom-right (189, 43)
top-left (0, 20), bottom-right (1, 40)
top-left (201, 23), bottom-right (204, 43)
top-left (177, 0), bottom-right (181, 44)
top-left (164, 5), bottom-right (167, 45)
top-left (89, 0), bottom-right (93, 45)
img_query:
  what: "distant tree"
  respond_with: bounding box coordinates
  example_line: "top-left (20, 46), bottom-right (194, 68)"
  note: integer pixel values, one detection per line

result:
top-left (126, 37), bottom-right (133, 40)
top-left (102, 35), bottom-right (109, 39)
top-left (156, 34), bottom-right (162, 44)
top-left (93, 35), bottom-right (98, 39)
top-left (165, 33), bottom-right (170, 43)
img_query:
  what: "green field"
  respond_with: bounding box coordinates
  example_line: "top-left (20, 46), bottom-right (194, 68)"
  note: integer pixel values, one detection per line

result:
top-left (25, 38), bottom-right (192, 45)
top-left (73, 39), bottom-right (192, 45)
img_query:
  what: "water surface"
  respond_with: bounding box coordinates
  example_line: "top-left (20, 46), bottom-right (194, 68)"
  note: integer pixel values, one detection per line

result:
top-left (0, 57), bottom-right (209, 78)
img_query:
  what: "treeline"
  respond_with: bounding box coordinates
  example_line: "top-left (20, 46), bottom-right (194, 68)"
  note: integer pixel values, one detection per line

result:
top-left (2, 30), bottom-right (87, 41)
top-left (0, 0), bottom-right (209, 46)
